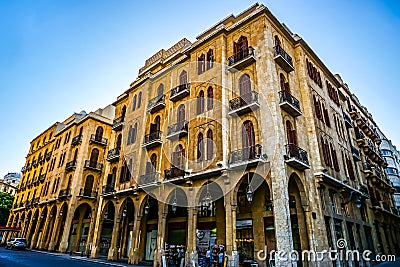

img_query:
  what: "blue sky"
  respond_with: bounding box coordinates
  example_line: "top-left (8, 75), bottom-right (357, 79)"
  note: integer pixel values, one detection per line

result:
top-left (0, 0), bottom-right (399, 177)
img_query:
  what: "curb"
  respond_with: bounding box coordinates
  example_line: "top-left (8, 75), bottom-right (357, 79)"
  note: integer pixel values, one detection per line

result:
top-left (70, 256), bottom-right (130, 267)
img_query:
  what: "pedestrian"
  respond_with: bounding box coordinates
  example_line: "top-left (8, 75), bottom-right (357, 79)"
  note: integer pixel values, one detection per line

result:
top-left (205, 248), bottom-right (211, 267)
top-left (218, 249), bottom-right (224, 267)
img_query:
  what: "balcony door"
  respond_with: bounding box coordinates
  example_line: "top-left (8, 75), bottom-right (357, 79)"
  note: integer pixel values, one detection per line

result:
top-left (242, 121), bottom-right (255, 159)
top-left (95, 126), bottom-right (103, 141)
top-left (177, 104), bottom-right (185, 129)
top-left (239, 74), bottom-right (251, 105)
top-left (234, 36), bottom-right (249, 60)
top-left (84, 175), bottom-right (94, 196)
top-left (172, 145), bottom-right (185, 173)
top-left (90, 148), bottom-right (99, 166)
top-left (179, 70), bottom-right (187, 85)
top-left (280, 73), bottom-right (291, 94)
top-left (286, 121), bottom-right (297, 146)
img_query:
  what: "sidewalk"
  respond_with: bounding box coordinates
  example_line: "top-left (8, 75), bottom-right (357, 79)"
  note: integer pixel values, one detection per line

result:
top-left (31, 249), bottom-right (147, 267)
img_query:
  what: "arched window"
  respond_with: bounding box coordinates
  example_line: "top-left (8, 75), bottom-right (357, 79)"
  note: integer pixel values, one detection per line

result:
top-left (157, 84), bottom-right (164, 96)
top-left (84, 175), bottom-right (94, 195)
top-left (138, 92), bottom-right (142, 108)
top-left (206, 130), bottom-right (213, 160)
top-left (242, 121), bottom-right (255, 159)
top-left (79, 126), bottom-right (83, 137)
top-left (197, 133), bottom-right (204, 161)
top-left (154, 116), bottom-right (161, 132)
top-left (197, 90), bottom-right (204, 115)
top-left (90, 148), bottom-right (99, 164)
top-left (206, 49), bottom-right (214, 70)
top-left (274, 35), bottom-right (281, 47)
top-left (173, 145), bottom-right (185, 169)
top-left (150, 154), bottom-right (157, 169)
top-left (234, 36), bottom-right (249, 60)
top-left (179, 70), bottom-right (187, 85)
top-left (286, 121), bottom-right (297, 145)
top-left (121, 106), bottom-right (126, 120)
top-left (95, 126), bottom-right (103, 140)
top-left (132, 123), bottom-right (137, 143)
top-left (127, 125), bottom-right (133, 145)
top-left (132, 95), bottom-right (137, 111)
top-left (207, 86), bottom-right (213, 111)
top-left (239, 74), bottom-right (251, 98)
top-left (280, 73), bottom-right (290, 93)
top-left (67, 175), bottom-right (72, 190)
top-left (177, 104), bottom-right (185, 123)
top-left (198, 54), bottom-right (205, 74)
top-left (116, 134), bottom-right (122, 149)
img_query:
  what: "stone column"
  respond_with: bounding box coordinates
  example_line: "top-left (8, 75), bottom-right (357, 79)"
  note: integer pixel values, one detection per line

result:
top-left (38, 215), bottom-right (52, 249)
top-left (48, 213), bottom-right (62, 251)
top-left (154, 202), bottom-right (167, 267)
top-left (90, 198), bottom-right (104, 258)
top-left (59, 209), bottom-right (74, 253)
top-left (85, 214), bottom-right (97, 256)
top-left (129, 214), bottom-right (142, 264)
top-left (30, 216), bottom-right (44, 249)
top-left (108, 218), bottom-right (121, 261)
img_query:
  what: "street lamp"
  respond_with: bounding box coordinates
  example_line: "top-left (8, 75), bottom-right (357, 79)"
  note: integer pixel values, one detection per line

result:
top-left (246, 174), bottom-right (253, 202)
top-left (171, 189), bottom-right (177, 213)
top-left (144, 198), bottom-right (150, 215)
top-left (203, 182), bottom-right (212, 207)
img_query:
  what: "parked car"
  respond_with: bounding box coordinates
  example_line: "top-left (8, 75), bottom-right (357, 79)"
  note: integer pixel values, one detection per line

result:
top-left (6, 238), bottom-right (27, 250)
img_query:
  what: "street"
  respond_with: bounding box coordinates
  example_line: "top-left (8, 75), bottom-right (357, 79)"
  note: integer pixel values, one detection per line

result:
top-left (0, 247), bottom-right (132, 267)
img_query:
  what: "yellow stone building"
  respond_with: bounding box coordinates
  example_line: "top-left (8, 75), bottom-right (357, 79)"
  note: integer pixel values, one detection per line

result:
top-left (3, 4), bottom-right (400, 267)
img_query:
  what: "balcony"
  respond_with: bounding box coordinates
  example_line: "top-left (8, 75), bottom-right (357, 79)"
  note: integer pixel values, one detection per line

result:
top-left (358, 184), bottom-right (370, 198)
top-left (279, 90), bottom-right (301, 117)
top-left (106, 148), bottom-right (121, 162)
top-left (355, 128), bottom-right (365, 146)
top-left (349, 105), bottom-right (358, 119)
top-left (32, 160), bottom-right (38, 168)
top-left (79, 189), bottom-right (98, 199)
top-left (164, 167), bottom-right (186, 181)
top-left (112, 116), bottom-right (125, 131)
top-left (58, 188), bottom-right (71, 199)
top-left (32, 197), bottom-right (40, 205)
top-left (351, 146), bottom-right (361, 162)
top-left (273, 45), bottom-right (294, 72)
top-left (284, 143), bottom-right (310, 170)
top-left (25, 200), bottom-right (32, 208)
top-left (166, 121), bottom-right (188, 140)
top-left (101, 184), bottom-right (115, 195)
top-left (142, 131), bottom-right (162, 149)
top-left (139, 172), bottom-right (159, 186)
top-left (227, 47), bottom-right (256, 72)
top-left (170, 83), bottom-right (190, 102)
top-left (38, 156), bottom-right (44, 165)
top-left (84, 160), bottom-right (103, 172)
top-left (229, 144), bottom-right (266, 169)
top-left (343, 112), bottom-right (353, 128)
top-left (362, 162), bottom-right (373, 177)
top-left (71, 135), bottom-right (82, 146)
top-left (90, 134), bottom-right (108, 146)
top-left (228, 91), bottom-right (260, 116)
top-left (65, 160), bottom-right (77, 172)
top-left (45, 152), bottom-right (52, 161)
top-left (39, 174), bottom-right (46, 183)
top-left (147, 95), bottom-right (166, 113)
top-left (364, 140), bottom-right (385, 165)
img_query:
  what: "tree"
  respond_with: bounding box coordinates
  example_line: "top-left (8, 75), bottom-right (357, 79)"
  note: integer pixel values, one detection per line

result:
top-left (0, 192), bottom-right (14, 226)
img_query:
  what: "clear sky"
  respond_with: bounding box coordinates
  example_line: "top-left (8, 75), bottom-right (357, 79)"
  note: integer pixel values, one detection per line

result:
top-left (1, 0), bottom-right (399, 177)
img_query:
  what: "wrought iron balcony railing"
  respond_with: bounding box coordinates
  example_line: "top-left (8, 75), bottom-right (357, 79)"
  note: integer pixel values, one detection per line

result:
top-left (167, 121), bottom-right (188, 139)
top-left (343, 112), bottom-right (353, 128)
top-left (84, 160), bottom-right (103, 172)
top-left (143, 131), bottom-right (162, 148)
top-left (229, 145), bottom-right (263, 165)
top-left (285, 143), bottom-right (310, 170)
top-left (351, 146), bottom-right (361, 161)
top-left (71, 135), bottom-right (82, 146)
top-left (112, 116), bottom-right (125, 131)
top-left (90, 134), bottom-right (108, 146)
top-left (273, 45), bottom-right (294, 72)
top-left (170, 83), bottom-right (190, 101)
top-left (79, 189), bottom-right (98, 198)
top-left (147, 95), bottom-right (166, 113)
top-left (58, 188), bottom-right (71, 198)
top-left (278, 90), bottom-right (301, 117)
top-left (65, 160), bottom-right (77, 172)
top-left (164, 167), bottom-right (185, 180)
top-left (139, 172), bottom-right (159, 185)
top-left (45, 152), bottom-right (52, 161)
top-left (106, 148), bottom-right (121, 162)
top-left (229, 91), bottom-right (259, 115)
top-left (102, 184), bottom-right (115, 195)
top-left (227, 47), bottom-right (255, 68)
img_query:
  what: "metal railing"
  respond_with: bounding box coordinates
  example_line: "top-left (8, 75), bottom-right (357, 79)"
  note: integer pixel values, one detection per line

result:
top-left (230, 144), bottom-right (262, 164)
top-left (279, 90), bottom-right (301, 111)
top-left (71, 135), bottom-right (82, 146)
top-left (39, 174), bottom-right (46, 182)
top-left (90, 134), bottom-right (108, 145)
top-left (167, 121), bottom-right (188, 136)
top-left (112, 116), bottom-right (125, 129)
top-left (102, 184), bottom-right (115, 195)
top-left (58, 188), bottom-right (71, 198)
top-left (164, 167), bottom-right (185, 179)
top-left (65, 160), bottom-right (77, 170)
top-left (79, 188), bottom-right (98, 198)
top-left (107, 148), bottom-right (120, 160)
top-left (84, 160), bottom-right (103, 171)
top-left (139, 172), bottom-right (158, 185)
top-left (229, 91), bottom-right (259, 111)
top-left (228, 47), bottom-right (255, 66)
top-left (170, 83), bottom-right (190, 99)
top-left (273, 45), bottom-right (293, 67)
top-left (147, 95), bottom-right (166, 111)
top-left (285, 143), bottom-right (310, 166)
top-left (343, 112), bottom-right (352, 126)
top-left (143, 131), bottom-right (162, 145)
top-left (45, 152), bottom-right (52, 161)
top-left (351, 146), bottom-right (361, 160)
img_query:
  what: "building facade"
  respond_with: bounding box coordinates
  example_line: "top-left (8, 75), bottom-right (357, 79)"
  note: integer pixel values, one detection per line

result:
top-left (378, 129), bottom-right (400, 211)
top-left (1, 172), bottom-right (21, 195)
top-left (3, 4), bottom-right (400, 267)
